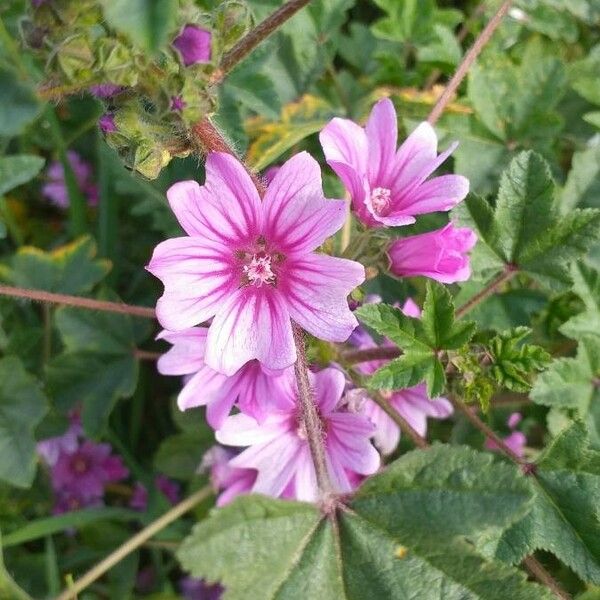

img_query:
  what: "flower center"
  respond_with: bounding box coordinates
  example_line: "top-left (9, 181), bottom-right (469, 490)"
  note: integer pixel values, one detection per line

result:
top-left (72, 457), bottom-right (88, 474)
top-left (243, 254), bottom-right (276, 287)
top-left (370, 187), bottom-right (391, 215)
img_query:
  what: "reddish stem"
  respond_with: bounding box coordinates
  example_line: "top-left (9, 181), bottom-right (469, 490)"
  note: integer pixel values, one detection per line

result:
top-left (342, 346), bottom-right (401, 365)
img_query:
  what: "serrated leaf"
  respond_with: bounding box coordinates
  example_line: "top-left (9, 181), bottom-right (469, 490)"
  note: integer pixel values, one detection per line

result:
top-left (0, 155), bottom-right (45, 197)
top-left (46, 306), bottom-right (138, 437)
top-left (0, 357), bottom-right (48, 488)
top-left (5, 236), bottom-right (110, 295)
top-left (561, 262), bottom-right (600, 340)
top-left (245, 94), bottom-right (338, 171)
top-left (178, 447), bottom-right (547, 599)
top-left (487, 327), bottom-right (551, 393)
top-left (100, 0), bottom-right (177, 53)
top-left (453, 151), bottom-right (600, 289)
top-left (561, 143), bottom-right (600, 212)
top-left (369, 352), bottom-right (440, 392)
top-left (570, 43), bottom-right (600, 105)
top-left (491, 423), bottom-right (600, 584)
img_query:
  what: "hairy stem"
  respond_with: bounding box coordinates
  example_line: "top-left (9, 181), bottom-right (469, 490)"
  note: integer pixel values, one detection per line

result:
top-left (451, 396), bottom-right (525, 464)
top-left (133, 349), bottom-right (161, 361)
top-left (0, 285), bottom-right (156, 319)
top-left (342, 346), bottom-right (401, 365)
top-left (427, 0), bottom-right (513, 125)
top-left (55, 486), bottom-right (212, 600)
top-left (211, 0), bottom-right (312, 84)
top-left (522, 556), bottom-right (572, 600)
top-left (371, 392), bottom-right (429, 449)
top-left (455, 266), bottom-right (517, 320)
top-left (292, 325), bottom-right (333, 497)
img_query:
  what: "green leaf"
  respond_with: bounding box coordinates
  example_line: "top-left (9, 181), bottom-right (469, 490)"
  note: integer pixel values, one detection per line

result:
top-left (100, 0), bottom-right (177, 53)
top-left (154, 428), bottom-right (213, 480)
top-left (570, 44), bottom-right (600, 106)
top-left (0, 532), bottom-right (32, 600)
top-left (0, 70), bottom-right (40, 137)
top-left (561, 262), bottom-right (600, 340)
top-left (453, 151), bottom-right (600, 289)
top-left (356, 284), bottom-right (475, 396)
top-left (178, 447), bottom-right (547, 599)
top-left (0, 357), bottom-right (48, 488)
top-left (4, 236), bottom-right (110, 295)
top-left (2, 508), bottom-right (137, 548)
top-left (0, 156), bottom-right (45, 197)
top-left (46, 307), bottom-right (138, 437)
top-left (561, 143), bottom-right (600, 211)
top-left (490, 423), bottom-right (600, 584)
top-left (530, 336), bottom-right (600, 415)
top-left (487, 327), bottom-right (551, 393)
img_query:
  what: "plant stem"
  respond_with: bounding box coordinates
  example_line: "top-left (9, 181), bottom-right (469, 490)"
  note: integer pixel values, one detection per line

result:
top-left (342, 346), bottom-right (401, 365)
top-left (133, 349), bottom-right (161, 361)
top-left (211, 0), bottom-right (312, 83)
top-left (292, 324), bottom-right (333, 498)
top-left (371, 391), bottom-right (429, 449)
top-left (0, 285), bottom-right (155, 318)
top-left (451, 396), bottom-right (525, 464)
top-left (455, 266), bottom-right (517, 320)
top-left (522, 556), bottom-right (572, 600)
top-left (427, 0), bottom-right (513, 125)
top-left (55, 486), bottom-right (212, 600)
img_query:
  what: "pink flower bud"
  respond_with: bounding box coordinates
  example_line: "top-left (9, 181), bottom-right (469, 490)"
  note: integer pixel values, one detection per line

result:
top-left (172, 25), bottom-right (212, 66)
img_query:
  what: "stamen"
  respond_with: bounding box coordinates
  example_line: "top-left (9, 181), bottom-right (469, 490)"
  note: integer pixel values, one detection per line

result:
top-left (369, 187), bottom-right (392, 215)
top-left (243, 254), bottom-right (276, 287)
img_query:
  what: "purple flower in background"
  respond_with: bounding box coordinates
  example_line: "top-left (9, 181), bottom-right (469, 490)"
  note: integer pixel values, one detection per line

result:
top-left (388, 223), bottom-right (477, 283)
top-left (147, 152), bottom-right (364, 375)
top-left (129, 483), bottom-right (148, 511)
top-left (37, 414), bottom-right (82, 466)
top-left (201, 446), bottom-right (256, 507)
top-left (486, 412), bottom-right (527, 457)
top-left (99, 113), bottom-right (117, 134)
top-left (31, 0), bottom-right (46, 7)
top-left (156, 475), bottom-right (180, 504)
top-left (51, 440), bottom-right (128, 501)
top-left (42, 150), bottom-right (98, 208)
top-left (172, 25), bottom-right (212, 66)
top-left (180, 577), bottom-right (223, 600)
top-left (157, 327), bottom-right (291, 428)
top-left (171, 95), bottom-right (187, 112)
top-left (53, 490), bottom-right (103, 515)
top-left (216, 368), bottom-right (380, 501)
top-left (320, 98), bottom-right (469, 227)
top-left (88, 84), bottom-right (124, 98)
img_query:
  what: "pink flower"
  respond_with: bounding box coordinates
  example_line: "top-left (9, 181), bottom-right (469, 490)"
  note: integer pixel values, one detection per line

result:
top-left (201, 446), bottom-right (256, 507)
top-left (388, 222), bottom-right (477, 283)
top-left (180, 576), bottom-right (223, 600)
top-left (156, 475), bottom-right (180, 504)
top-left (37, 414), bottom-right (82, 466)
top-left (88, 84), bottom-right (124, 98)
top-left (320, 98), bottom-right (469, 227)
top-left (264, 166), bottom-right (280, 184)
top-left (157, 327), bottom-right (290, 427)
top-left (365, 384), bottom-right (453, 455)
top-left (129, 482), bottom-right (148, 511)
top-left (51, 440), bottom-right (128, 501)
top-left (99, 113), bottom-right (117, 133)
top-left (171, 95), bottom-right (186, 112)
top-left (216, 368), bottom-right (380, 501)
top-left (172, 25), bottom-right (212, 66)
top-left (147, 152), bottom-right (364, 375)
top-left (42, 150), bottom-right (98, 208)
top-left (486, 413), bottom-right (527, 457)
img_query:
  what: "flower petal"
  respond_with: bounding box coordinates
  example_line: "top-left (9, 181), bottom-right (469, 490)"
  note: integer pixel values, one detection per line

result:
top-left (147, 237), bottom-right (237, 331)
top-left (216, 412), bottom-right (290, 447)
top-left (156, 327), bottom-right (207, 375)
top-left (263, 152), bottom-right (348, 254)
top-left (205, 288), bottom-right (295, 375)
top-left (396, 174), bottom-right (469, 215)
top-left (282, 254), bottom-right (364, 342)
top-left (365, 98), bottom-right (398, 185)
top-left (313, 368), bottom-right (346, 415)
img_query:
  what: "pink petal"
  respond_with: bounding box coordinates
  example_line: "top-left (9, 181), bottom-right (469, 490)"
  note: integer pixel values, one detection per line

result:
top-left (389, 122), bottom-right (438, 189)
top-left (292, 448), bottom-right (319, 502)
top-left (401, 298), bottom-right (421, 318)
top-left (147, 237), bottom-right (237, 331)
top-left (156, 328), bottom-right (207, 375)
top-left (166, 153), bottom-right (262, 244)
top-left (365, 98), bottom-right (398, 186)
top-left (282, 253), bottom-right (364, 342)
top-left (205, 287), bottom-right (295, 375)
top-left (328, 413), bottom-right (380, 474)
top-left (263, 152), bottom-right (348, 254)
top-left (216, 412), bottom-right (290, 447)
top-left (313, 368), bottom-right (346, 415)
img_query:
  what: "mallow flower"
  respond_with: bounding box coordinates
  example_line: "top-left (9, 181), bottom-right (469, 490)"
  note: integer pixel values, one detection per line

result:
top-left (320, 98), bottom-right (469, 227)
top-left (172, 24), bottom-right (212, 66)
top-left (485, 412), bottom-right (527, 457)
top-left (388, 222), bottom-right (477, 283)
top-left (147, 152), bottom-right (364, 375)
top-left (353, 299), bottom-right (453, 454)
top-left (157, 327), bottom-right (290, 427)
top-left (216, 368), bottom-right (380, 501)
top-left (42, 150), bottom-right (98, 208)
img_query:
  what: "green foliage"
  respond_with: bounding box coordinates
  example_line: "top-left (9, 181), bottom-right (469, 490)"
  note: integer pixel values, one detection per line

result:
top-left (178, 446), bottom-right (548, 599)
top-left (99, 0), bottom-right (177, 54)
top-left (488, 423), bottom-right (600, 584)
top-left (560, 263), bottom-right (600, 340)
top-left (487, 327), bottom-right (551, 393)
top-left (0, 357), bottom-right (47, 488)
top-left (356, 282), bottom-right (475, 397)
top-left (561, 143), bottom-right (600, 212)
top-left (0, 532), bottom-right (32, 600)
top-left (0, 156), bottom-right (45, 197)
top-left (454, 151), bottom-right (600, 289)
top-left (0, 237), bottom-right (110, 295)
top-left (0, 70), bottom-right (40, 138)
top-left (46, 306), bottom-right (139, 437)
